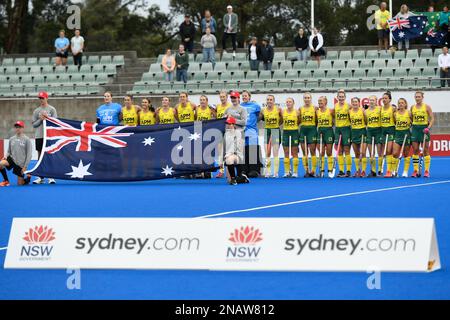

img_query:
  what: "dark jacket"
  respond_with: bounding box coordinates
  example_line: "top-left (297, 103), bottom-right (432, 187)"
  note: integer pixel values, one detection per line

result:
top-left (179, 21), bottom-right (196, 42)
top-left (247, 44), bottom-right (262, 61)
top-left (175, 52), bottom-right (189, 70)
top-left (260, 44), bottom-right (274, 63)
top-left (294, 34), bottom-right (308, 50)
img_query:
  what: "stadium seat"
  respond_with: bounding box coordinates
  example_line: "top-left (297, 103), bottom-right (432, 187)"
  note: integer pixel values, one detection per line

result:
top-left (264, 81), bottom-right (278, 92)
top-left (172, 82), bottom-right (185, 93)
top-left (394, 51), bottom-right (405, 59)
top-left (158, 82), bottom-right (172, 93)
top-left (227, 62), bottom-right (240, 71)
top-left (313, 69), bottom-right (326, 79)
top-left (14, 58), bottom-right (26, 66)
top-left (416, 79), bottom-right (431, 89)
top-left (286, 70), bottom-right (299, 80)
top-left (96, 74), bottom-right (109, 84)
top-left (70, 74), bottom-right (83, 85)
top-left (245, 71), bottom-right (258, 81)
top-left (414, 59), bottom-right (428, 68)
top-left (211, 82), bottom-right (225, 92)
top-left (156, 54), bottom-right (164, 63)
top-left (59, 74), bottom-right (71, 83)
top-left (420, 48), bottom-right (433, 58)
top-left (41, 65), bottom-right (54, 74)
top-left (149, 63), bottom-right (161, 73)
top-left (33, 75), bottom-right (45, 84)
top-left (17, 66), bottom-right (29, 75)
top-left (1, 58), bottom-right (14, 66)
top-left (225, 81), bottom-right (238, 91)
top-left (339, 51), bottom-right (352, 60)
top-left (214, 62), bottom-right (227, 72)
top-left (431, 79), bottom-right (441, 87)
top-left (286, 52), bottom-right (298, 61)
top-left (386, 59), bottom-right (400, 69)
top-left (100, 56), bottom-right (112, 65)
top-left (26, 57), bottom-right (38, 66)
top-left (259, 70), bottom-right (272, 81)
top-left (234, 53), bottom-right (247, 61)
top-left (4, 67), bottom-right (17, 75)
top-left (395, 69), bottom-right (408, 78)
top-left (55, 66), bottom-right (66, 74)
top-left (379, 51), bottom-right (392, 59)
top-left (299, 70), bottom-right (311, 79)
top-left (306, 61), bottom-right (319, 69)
top-left (21, 75), bottom-right (33, 83)
top-left (402, 79), bottom-right (416, 89)
top-left (347, 80), bottom-right (361, 90)
top-left (66, 65), bottom-right (79, 74)
top-left (374, 80), bottom-right (388, 89)
top-left (333, 60), bottom-right (345, 69)
top-left (198, 81), bottom-right (213, 93)
top-left (192, 72), bottom-right (206, 82)
top-left (373, 59), bottom-right (386, 69)
top-left (84, 74), bottom-right (97, 84)
top-left (353, 50), bottom-right (365, 60)
top-left (346, 60), bottom-right (359, 70)
top-left (367, 69), bottom-right (380, 79)
top-left (92, 64), bottom-right (104, 74)
top-left (422, 68), bottom-right (436, 77)
top-left (153, 72), bottom-right (165, 82)
top-left (221, 53), bottom-right (233, 62)
top-left (23, 84), bottom-right (36, 96)
top-left (279, 61), bottom-right (293, 70)
top-left (232, 70), bottom-right (245, 81)
top-left (305, 80), bottom-right (319, 90)
top-left (220, 72), bottom-right (232, 81)
top-left (272, 70), bottom-right (285, 80)
top-left (359, 60), bottom-right (372, 70)
top-left (293, 60), bottom-right (306, 69)
top-left (80, 65), bottom-right (91, 73)
top-left (327, 69), bottom-right (339, 79)
top-left (273, 52), bottom-right (286, 61)
top-left (278, 81), bottom-right (292, 91)
top-left (104, 65), bottom-right (117, 75)
top-left (319, 60), bottom-right (332, 69)
top-left (408, 68), bottom-right (422, 78)
top-left (201, 63), bottom-right (214, 72)
top-left (88, 56), bottom-right (100, 65)
top-left (112, 55), bottom-right (125, 66)
top-left (238, 80), bottom-right (252, 91)
top-left (366, 50), bottom-right (379, 60)
top-left (206, 71), bottom-right (220, 81)
top-left (326, 51), bottom-right (338, 60)
top-left (320, 80), bottom-right (333, 90)
top-left (389, 80), bottom-right (401, 89)
top-left (353, 69), bottom-right (365, 79)
top-left (138, 73), bottom-right (152, 84)
top-left (340, 69), bottom-right (352, 79)
top-left (406, 49), bottom-right (419, 59)
top-left (401, 59), bottom-right (414, 68)
top-left (46, 74), bottom-right (58, 83)
top-left (8, 75), bottom-right (20, 84)
top-left (38, 57), bottom-right (50, 66)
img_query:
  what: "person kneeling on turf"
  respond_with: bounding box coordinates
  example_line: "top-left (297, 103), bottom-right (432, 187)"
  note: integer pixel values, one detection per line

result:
top-left (0, 121), bottom-right (32, 187)
top-left (224, 91), bottom-right (249, 185)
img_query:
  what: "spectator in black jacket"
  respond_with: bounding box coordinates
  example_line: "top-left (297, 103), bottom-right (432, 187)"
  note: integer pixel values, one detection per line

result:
top-left (294, 28), bottom-right (308, 61)
top-left (260, 38), bottom-right (274, 71)
top-left (248, 37), bottom-right (261, 71)
top-left (179, 14), bottom-right (196, 52)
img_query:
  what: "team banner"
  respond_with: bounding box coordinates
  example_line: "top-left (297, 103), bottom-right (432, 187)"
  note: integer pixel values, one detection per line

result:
top-left (4, 218), bottom-right (440, 272)
top-left (26, 117), bottom-right (226, 182)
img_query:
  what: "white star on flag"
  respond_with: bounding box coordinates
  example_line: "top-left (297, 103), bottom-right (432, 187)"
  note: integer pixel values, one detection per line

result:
top-left (189, 132), bottom-right (201, 141)
top-left (177, 145), bottom-right (183, 150)
top-left (65, 160), bottom-right (93, 179)
top-left (399, 32), bottom-right (405, 38)
top-left (142, 136), bottom-right (155, 146)
top-left (176, 126), bottom-right (182, 130)
top-left (161, 165), bottom-right (174, 176)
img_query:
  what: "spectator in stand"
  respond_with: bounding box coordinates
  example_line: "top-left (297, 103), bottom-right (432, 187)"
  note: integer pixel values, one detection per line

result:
top-left (260, 38), bottom-right (274, 71)
top-left (175, 44), bottom-right (189, 83)
top-left (375, 2), bottom-right (391, 52)
top-left (294, 28), bottom-right (308, 61)
top-left (438, 46), bottom-right (450, 87)
top-left (223, 5), bottom-right (239, 57)
top-left (71, 29), bottom-right (84, 66)
top-left (161, 48), bottom-right (176, 81)
top-left (428, 6), bottom-right (434, 12)
top-left (394, 5), bottom-right (414, 51)
top-left (201, 10), bottom-right (217, 35)
top-left (248, 37), bottom-right (261, 71)
top-left (54, 30), bottom-right (70, 66)
top-left (440, 6), bottom-right (450, 32)
top-left (179, 14), bottom-right (196, 53)
top-left (201, 27), bottom-right (217, 65)
top-left (309, 28), bottom-right (325, 67)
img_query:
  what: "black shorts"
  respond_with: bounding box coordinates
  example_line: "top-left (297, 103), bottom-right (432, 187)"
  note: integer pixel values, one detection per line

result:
top-left (377, 29), bottom-right (389, 39)
top-left (5, 156), bottom-right (23, 177)
top-left (56, 51), bottom-right (69, 58)
top-left (35, 138), bottom-right (44, 153)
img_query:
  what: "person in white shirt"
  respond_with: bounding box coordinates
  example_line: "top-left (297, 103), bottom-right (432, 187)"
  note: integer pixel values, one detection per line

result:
top-left (309, 28), bottom-right (325, 67)
top-left (247, 37), bottom-right (261, 71)
top-left (394, 5), bottom-right (415, 50)
top-left (438, 46), bottom-right (450, 87)
top-left (71, 29), bottom-right (85, 66)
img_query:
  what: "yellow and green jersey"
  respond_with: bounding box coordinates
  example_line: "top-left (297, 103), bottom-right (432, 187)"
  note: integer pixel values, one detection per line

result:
top-left (196, 106), bottom-right (213, 121)
top-left (381, 105), bottom-right (395, 127)
top-left (366, 106), bottom-right (381, 128)
top-left (317, 108), bottom-right (333, 128)
top-left (395, 110), bottom-right (411, 131)
top-left (216, 102), bottom-right (231, 119)
top-left (263, 106), bottom-right (281, 129)
top-left (334, 102), bottom-right (351, 127)
top-left (300, 105), bottom-right (316, 126)
top-left (158, 107), bottom-right (176, 124)
top-left (177, 102), bottom-right (195, 123)
top-left (122, 105), bottom-right (139, 126)
top-left (349, 107), bottom-right (366, 129)
top-left (139, 110), bottom-right (156, 126)
top-left (411, 103), bottom-right (429, 126)
top-left (282, 109), bottom-right (299, 130)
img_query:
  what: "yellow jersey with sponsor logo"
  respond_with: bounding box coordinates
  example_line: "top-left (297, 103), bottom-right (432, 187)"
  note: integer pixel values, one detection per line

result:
top-left (395, 110), bottom-right (411, 131)
top-left (263, 106), bottom-right (281, 129)
top-left (366, 106), bottom-right (381, 128)
top-left (349, 107), bottom-right (366, 130)
top-left (283, 109), bottom-right (299, 130)
top-left (216, 102), bottom-right (231, 119)
top-left (158, 107), bottom-right (176, 124)
top-left (122, 105), bottom-right (139, 126)
top-left (196, 106), bottom-right (212, 121)
top-left (381, 105), bottom-right (395, 127)
top-left (317, 108), bottom-right (333, 128)
top-left (139, 110), bottom-right (156, 126)
top-left (334, 102), bottom-right (351, 128)
top-left (177, 102), bottom-right (195, 123)
top-left (300, 105), bottom-right (316, 126)
top-left (411, 103), bottom-right (429, 126)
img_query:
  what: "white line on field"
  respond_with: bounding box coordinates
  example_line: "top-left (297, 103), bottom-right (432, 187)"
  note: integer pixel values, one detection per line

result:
top-left (0, 247), bottom-right (7, 251)
top-left (195, 180), bottom-right (450, 219)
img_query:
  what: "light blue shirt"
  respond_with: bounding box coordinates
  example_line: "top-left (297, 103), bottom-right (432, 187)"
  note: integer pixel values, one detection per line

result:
top-left (55, 37), bottom-right (70, 51)
top-left (241, 101), bottom-right (261, 146)
top-left (96, 103), bottom-right (122, 125)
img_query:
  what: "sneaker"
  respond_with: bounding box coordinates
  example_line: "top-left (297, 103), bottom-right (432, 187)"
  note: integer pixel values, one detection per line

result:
top-left (360, 171), bottom-right (366, 178)
top-left (377, 171), bottom-right (383, 177)
top-left (0, 181), bottom-right (10, 187)
top-left (402, 171), bottom-right (408, 178)
top-left (240, 174), bottom-right (250, 184)
top-left (283, 172), bottom-right (292, 178)
top-left (291, 173), bottom-right (298, 178)
top-left (48, 178), bottom-right (56, 184)
top-left (33, 177), bottom-right (44, 184)
top-left (303, 173), bottom-right (310, 178)
top-left (328, 171), bottom-right (334, 178)
top-left (337, 171), bottom-right (346, 178)
top-left (424, 170), bottom-right (430, 178)
top-left (384, 171), bottom-right (392, 178)
top-left (233, 51), bottom-right (236, 57)
top-left (223, 50), bottom-right (228, 54)
top-left (216, 171), bottom-right (224, 178)
top-left (229, 178), bottom-right (237, 186)
top-left (353, 171), bottom-right (361, 178)
top-left (369, 171), bottom-right (377, 178)
top-left (411, 170), bottom-right (419, 178)
top-left (272, 173), bottom-right (279, 178)
top-left (319, 170), bottom-right (325, 178)
top-left (345, 171), bottom-right (351, 178)
top-left (24, 175), bottom-right (31, 185)
top-left (308, 172), bottom-right (316, 178)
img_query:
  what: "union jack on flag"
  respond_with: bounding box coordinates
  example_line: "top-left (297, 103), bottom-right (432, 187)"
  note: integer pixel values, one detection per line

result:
top-left (388, 17), bottom-right (410, 31)
top-left (44, 117), bottom-right (134, 154)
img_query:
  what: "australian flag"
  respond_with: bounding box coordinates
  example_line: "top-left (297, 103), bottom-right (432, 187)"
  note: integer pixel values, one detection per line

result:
top-left (425, 27), bottom-right (447, 46)
top-left (388, 15), bottom-right (428, 42)
top-left (27, 117), bottom-right (226, 182)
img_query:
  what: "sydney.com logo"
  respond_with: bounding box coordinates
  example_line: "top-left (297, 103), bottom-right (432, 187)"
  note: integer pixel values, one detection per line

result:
top-left (20, 226), bottom-right (55, 261)
top-left (226, 226), bottom-right (263, 262)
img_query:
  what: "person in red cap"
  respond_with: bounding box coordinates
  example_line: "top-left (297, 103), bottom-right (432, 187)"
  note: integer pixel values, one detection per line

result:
top-left (223, 91), bottom-right (249, 185)
top-left (0, 121), bottom-right (32, 187)
top-left (32, 91), bottom-right (57, 184)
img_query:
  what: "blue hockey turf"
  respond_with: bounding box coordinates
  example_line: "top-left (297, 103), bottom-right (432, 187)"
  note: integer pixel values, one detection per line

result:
top-left (0, 158), bottom-right (449, 300)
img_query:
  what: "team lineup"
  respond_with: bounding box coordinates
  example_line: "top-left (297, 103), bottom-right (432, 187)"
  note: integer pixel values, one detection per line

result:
top-left (97, 89), bottom-right (434, 181)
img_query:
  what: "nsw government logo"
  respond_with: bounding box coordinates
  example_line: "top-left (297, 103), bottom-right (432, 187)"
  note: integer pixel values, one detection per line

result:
top-left (20, 226), bottom-right (55, 261)
top-left (226, 226), bottom-right (263, 262)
